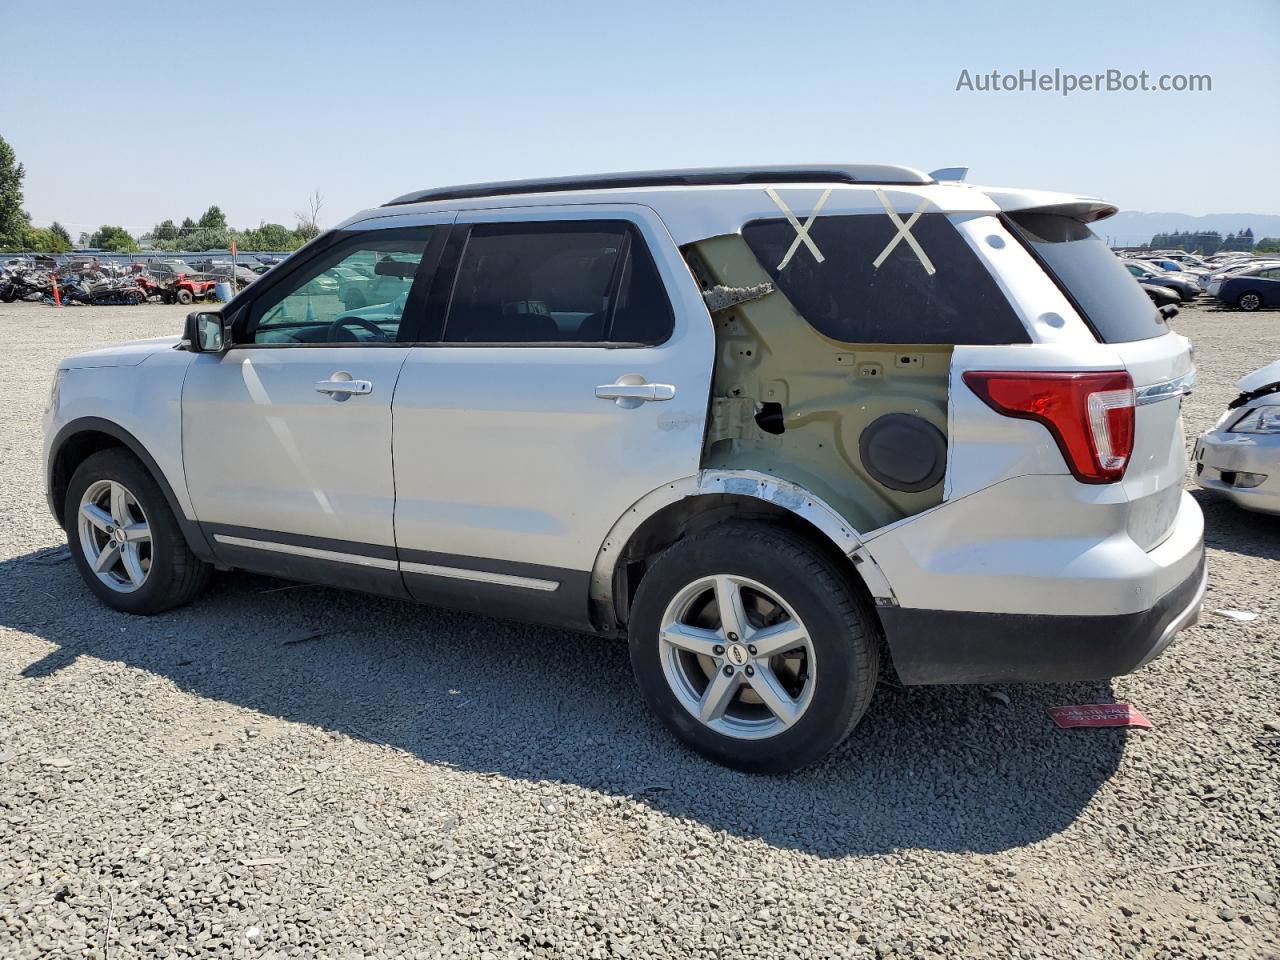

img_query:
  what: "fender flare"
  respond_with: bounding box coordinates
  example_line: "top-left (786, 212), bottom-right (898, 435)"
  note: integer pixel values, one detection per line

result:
top-left (589, 469), bottom-right (897, 622)
top-left (47, 416), bottom-right (215, 562)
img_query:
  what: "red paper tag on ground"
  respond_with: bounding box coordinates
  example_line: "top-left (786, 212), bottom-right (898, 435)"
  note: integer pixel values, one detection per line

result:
top-left (1047, 704), bottom-right (1152, 729)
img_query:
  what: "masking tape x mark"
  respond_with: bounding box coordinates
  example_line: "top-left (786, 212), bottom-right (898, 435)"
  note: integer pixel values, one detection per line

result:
top-left (766, 187), bottom-right (832, 270)
top-left (872, 189), bottom-right (935, 276)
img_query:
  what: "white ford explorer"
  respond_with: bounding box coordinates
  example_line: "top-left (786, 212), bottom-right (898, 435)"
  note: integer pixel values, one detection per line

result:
top-left (43, 165), bottom-right (1206, 772)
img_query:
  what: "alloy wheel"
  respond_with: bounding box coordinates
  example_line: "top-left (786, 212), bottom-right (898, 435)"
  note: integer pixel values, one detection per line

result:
top-left (77, 479), bottom-right (152, 593)
top-left (658, 574), bottom-right (816, 740)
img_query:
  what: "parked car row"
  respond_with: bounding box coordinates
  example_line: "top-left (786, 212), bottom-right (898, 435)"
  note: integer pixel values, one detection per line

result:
top-left (1116, 249), bottom-right (1280, 312)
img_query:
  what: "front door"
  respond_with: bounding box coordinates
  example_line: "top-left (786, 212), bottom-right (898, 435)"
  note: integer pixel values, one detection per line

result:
top-left (182, 220), bottom-right (448, 595)
top-left (391, 208), bottom-right (714, 626)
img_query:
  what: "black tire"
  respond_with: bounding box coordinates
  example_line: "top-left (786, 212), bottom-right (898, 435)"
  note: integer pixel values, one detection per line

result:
top-left (1238, 291), bottom-right (1263, 312)
top-left (64, 448), bottom-right (210, 615)
top-left (176, 288), bottom-right (194, 305)
top-left (628, 523), bottom-right (879, 773)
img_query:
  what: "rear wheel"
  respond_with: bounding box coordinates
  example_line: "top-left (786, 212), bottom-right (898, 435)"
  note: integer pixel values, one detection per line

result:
top-left (64, 449), bottom-right (210, 614)
top-left (628, 523), bottom-right (879, 773)
top-left (176, 288), bottom-right (194, 305)
top-left (1238, 291), bottom-right (1263, 312)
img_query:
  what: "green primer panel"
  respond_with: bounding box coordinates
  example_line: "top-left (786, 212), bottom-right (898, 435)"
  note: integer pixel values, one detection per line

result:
top-left (686, 235), bottom-right (953, 533)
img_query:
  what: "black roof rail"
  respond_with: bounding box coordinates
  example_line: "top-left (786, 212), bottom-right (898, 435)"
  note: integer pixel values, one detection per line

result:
top-left (384, 164), bottom-right (934, 206)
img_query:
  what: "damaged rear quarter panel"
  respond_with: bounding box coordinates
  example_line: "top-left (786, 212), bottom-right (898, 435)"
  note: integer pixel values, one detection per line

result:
top-left (684, 234), bottom-right (952, 534)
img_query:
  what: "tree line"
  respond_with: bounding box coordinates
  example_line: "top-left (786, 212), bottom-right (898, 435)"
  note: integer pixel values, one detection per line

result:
top-left (0, 133), bottom-right (322, 254)
top-left (1146, 228), bottom-right (1280, 255)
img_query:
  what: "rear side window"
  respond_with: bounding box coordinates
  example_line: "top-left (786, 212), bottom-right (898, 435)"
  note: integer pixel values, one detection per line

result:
top-left (741, 213), bottom-right (1028, 344)
top-left (443, 221), bottom-right (673, 344)
top-left (1007, 213), bottom-right (1167, 343)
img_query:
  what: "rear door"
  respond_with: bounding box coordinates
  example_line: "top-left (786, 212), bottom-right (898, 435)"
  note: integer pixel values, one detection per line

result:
top-left (391, 206), bottom-right (714, 627)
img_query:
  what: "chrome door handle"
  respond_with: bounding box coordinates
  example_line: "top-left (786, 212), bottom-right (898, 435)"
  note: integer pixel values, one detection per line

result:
top-left (315, 372), bottom-right (372, 401)
top-left (595, 383), bottom-right (677, 402)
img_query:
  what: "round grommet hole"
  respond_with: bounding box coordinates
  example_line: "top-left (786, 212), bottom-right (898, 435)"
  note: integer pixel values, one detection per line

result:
top-left (986, 234), bottom-right (1005, 249)
top-left (1041, 312), bottom-right (1065, 329)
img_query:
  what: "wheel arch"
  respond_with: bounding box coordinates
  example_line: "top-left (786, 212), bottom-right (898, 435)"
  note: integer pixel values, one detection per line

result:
top-left (48, 417), bottom-right (215, 561)
top-left (590, 470), bottom-right (896, 633)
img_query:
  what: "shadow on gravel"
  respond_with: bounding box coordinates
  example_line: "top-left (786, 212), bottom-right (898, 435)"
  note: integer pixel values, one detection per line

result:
top-left (4, 548), bottom-right (1127, 857)
top-left (1192, 488), bottom-right (1280, 561)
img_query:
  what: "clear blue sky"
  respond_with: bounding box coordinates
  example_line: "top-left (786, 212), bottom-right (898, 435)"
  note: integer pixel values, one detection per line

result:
top-left (5, 0), bottom-right (1277, 237)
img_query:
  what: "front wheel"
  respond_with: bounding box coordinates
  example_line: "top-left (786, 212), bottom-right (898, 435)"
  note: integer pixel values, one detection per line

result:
top-left (628, 523), bottom-right (879, 773)
top-left (176, 288), bottom-right (194, 305)
top-left (64, 448), bottom-right (210, 614)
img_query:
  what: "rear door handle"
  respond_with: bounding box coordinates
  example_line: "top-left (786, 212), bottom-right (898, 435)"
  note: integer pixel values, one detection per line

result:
top-left (595, 383), bottom-right (677, 402)
top-left (315, 372), bottom-right (372, 401)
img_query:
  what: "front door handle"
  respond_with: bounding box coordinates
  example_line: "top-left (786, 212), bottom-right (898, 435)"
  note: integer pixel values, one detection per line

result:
top-left (315, 372), bottom-right (372, 401)
top-left (595, 382), bottom-right (677, 405)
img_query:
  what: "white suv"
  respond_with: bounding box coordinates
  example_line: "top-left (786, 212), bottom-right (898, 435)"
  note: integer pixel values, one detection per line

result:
top-left (43, 165), bottom-right (1206, 772)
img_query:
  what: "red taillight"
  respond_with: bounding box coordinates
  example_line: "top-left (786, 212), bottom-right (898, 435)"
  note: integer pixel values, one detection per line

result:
top-left (963, 371), bottom-right (1136, 484)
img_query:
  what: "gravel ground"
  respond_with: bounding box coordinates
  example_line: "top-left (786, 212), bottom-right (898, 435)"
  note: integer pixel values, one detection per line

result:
top-left (1, 299), bottom-right (1277, 960)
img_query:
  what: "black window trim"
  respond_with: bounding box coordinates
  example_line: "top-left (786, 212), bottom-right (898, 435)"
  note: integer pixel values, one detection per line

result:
top-left (433, 218), bottom-right (676, 349)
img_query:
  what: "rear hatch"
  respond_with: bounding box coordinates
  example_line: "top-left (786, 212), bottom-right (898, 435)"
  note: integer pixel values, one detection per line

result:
top-left (1006, 211), bottom-right (1192, 550)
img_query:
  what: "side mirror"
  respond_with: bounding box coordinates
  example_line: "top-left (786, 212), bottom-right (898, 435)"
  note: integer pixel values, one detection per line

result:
top-left (184, 310), bottom-right (231, 352)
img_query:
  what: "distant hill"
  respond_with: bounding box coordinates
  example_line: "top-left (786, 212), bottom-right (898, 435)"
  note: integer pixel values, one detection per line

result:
top-left (1100, 211), bottom-right (1280, 247)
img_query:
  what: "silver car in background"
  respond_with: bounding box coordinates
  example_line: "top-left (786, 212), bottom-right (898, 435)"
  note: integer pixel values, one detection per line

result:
top-left (1195, 360), bottom-right (1280, 515)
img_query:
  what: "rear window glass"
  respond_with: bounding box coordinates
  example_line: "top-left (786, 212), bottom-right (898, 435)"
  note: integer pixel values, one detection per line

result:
top-left (1007, 213), bottom-right (1167, 343)
top-left (741, 213), bottom-right (1028, 345)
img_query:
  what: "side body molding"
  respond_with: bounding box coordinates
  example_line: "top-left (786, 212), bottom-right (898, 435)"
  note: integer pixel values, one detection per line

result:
top-left (590, 469), bottom-right (896, 622)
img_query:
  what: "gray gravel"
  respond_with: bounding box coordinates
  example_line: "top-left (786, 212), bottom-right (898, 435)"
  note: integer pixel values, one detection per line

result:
top-left (1, 299), bottom-right (1278, 959)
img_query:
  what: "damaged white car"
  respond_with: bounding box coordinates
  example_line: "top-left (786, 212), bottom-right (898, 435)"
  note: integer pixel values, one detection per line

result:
top-left (1194, 360), bottom-right (1280, 515)
top-left (44, 165), bottom-right (1206, 772)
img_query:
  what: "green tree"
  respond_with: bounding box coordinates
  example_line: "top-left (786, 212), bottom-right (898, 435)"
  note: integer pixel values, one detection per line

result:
top-left (88, 225), bottom-right (139, 252)
top-left (152, 219), bottom-right (178, 242)
top-left (180, 217), bottom-right (196, 231)
top-left (18, 226), bottom-right (67, 253)
top-left (198, 205), bottom-right (227, 230)
top-left (0, 134), bottom-right (25, 247)
top-left (237, 222), bottom-right (295, 250)
top-left (49, 221), bottom-right (71, 249)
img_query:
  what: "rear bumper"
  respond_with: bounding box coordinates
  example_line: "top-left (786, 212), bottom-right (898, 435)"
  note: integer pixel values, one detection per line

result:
top-left (881, 551), bottom-right (1206, 685)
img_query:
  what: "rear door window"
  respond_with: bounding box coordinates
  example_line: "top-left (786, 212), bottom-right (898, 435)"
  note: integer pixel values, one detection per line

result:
top-left (443, 221), bottom-right (673, 344)
top-left (1007, 213), bottom-right (1167, 343)
top-left (741, 212), bottom-right (1028, 344)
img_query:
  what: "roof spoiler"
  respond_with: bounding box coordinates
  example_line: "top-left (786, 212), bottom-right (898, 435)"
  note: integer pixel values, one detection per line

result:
top-left (983, 187), bottom-right (1118, 223)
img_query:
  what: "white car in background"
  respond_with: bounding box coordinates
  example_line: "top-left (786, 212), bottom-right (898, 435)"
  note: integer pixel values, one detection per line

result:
top-left (1195, 360), bottom-right (1280, 515)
